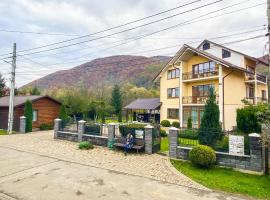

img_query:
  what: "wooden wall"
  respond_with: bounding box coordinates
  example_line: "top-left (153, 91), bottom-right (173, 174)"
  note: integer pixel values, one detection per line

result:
top-left (15, 97), bottom-right (61, 130)
top-left (0, 107), bottom-right (9, 130)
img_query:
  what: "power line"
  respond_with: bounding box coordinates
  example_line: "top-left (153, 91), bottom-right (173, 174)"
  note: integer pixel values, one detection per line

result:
top-left (1, 0), bottom-right (222, 58)
top-left (12, 0), bottom-right (262, 58)
top-left (17, 26), bottom-right (266, 69)
top-left (16, 34), bottom-right (267, 76)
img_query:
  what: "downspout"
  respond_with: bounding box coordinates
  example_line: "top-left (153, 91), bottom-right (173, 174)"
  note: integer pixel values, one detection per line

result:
top-left (222, 70), bottom-right (234, 130)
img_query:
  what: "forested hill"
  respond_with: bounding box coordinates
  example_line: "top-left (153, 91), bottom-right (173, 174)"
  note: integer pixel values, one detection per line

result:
top-left (23, 55), bottom-right (171, 90)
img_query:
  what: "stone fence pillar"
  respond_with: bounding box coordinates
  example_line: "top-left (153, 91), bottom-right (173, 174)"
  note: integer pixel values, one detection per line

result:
top-left (169, 127), bottom-right (179, 158)
top-left (19, 116), bottom-right (26, 133)
top-left (145, 125), bottom-right (154, 154)
top-left (78, 120), bottom-right (86, 142)
top-left (54, 118), bottom-right (62, 139)
top-left (108, 123), bottom-right (116, 148)
top-left (249, 133), bottom-right (263, 172)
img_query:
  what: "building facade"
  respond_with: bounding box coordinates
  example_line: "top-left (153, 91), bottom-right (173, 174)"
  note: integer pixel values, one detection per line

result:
top-left (0, 95), bottom-right (61, 131)
top-left (154, 40), bottom-right (268, 130)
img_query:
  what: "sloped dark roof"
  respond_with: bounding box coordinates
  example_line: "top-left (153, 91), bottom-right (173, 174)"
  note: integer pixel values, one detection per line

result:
top-left (124, 98), bottom-right (161, 110)
top-left (0, 95), bottom-right (61, 107)
top-left (258, 55), bottom-right (268, 65)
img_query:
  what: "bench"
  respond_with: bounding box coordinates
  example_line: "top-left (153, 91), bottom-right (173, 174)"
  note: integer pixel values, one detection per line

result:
top-left (114, 137), bottom-right (145, 153)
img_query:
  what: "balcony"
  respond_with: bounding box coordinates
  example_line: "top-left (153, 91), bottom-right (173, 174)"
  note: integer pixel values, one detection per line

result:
top-left (182, 70), bottom-right (218, 81)
top-left (244, 97), bottom-right (268, 104)
top-left (182, 96), bottom-right (219, 104)
top-left (245, 72), bottom-right (267, 84)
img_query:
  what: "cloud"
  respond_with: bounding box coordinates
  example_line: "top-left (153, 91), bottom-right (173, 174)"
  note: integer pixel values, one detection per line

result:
top-left (0, 0), bottom-right (267, 86)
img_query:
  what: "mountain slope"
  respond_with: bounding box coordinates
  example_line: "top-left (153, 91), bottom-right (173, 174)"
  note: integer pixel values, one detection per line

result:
top-left (24, 55), bottom-right (171, 90)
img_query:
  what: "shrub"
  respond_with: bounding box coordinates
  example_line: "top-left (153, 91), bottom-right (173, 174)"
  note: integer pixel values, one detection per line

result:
top-left (24, 100), bottom-right (33, 133)
top-left (39, 123), bottom-right (53, 130)
top-left (59, 105), bottom-right (69, 124)
top-left (236, 106), bottom-right (261, 134)
top-left (198, 87), bottom-right (222, 147)
top-left (189, 145), bottom-right (216, 168)
top-left (160, 120), bottom-right (171, 127)
top-left (119, 123), bottom-right (145, 137)
top-left (187, 117), bottom-right (192, 129)
top-left (215, 135), bottom-right (229, 152)
top-left (179, 129), bottom-right (198, 139)
top-left (160, 129), bottom-right (167, 137)
top-left (78, 141), bottom-right (93, 150)
top-left (172, 121), bottom-right (180, 128)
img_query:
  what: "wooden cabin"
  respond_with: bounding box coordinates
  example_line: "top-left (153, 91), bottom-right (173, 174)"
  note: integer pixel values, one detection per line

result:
top-left (0, 95), bottom-right (61, 131)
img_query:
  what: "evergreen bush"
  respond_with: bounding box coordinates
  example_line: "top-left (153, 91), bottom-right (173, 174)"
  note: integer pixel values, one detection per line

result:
top-left (24, 100), bottom-right (33, 133)
top-left (236, 106), bottom-right (261, 134)
top-left (179, 129), bottom-right (198, 139)
top-left (39, 123), bottom-right (53, 130)
top-left (189, 145), bottom-right (216, 168)
top-left (160, 129), bottom-right (167, 137)
top-left (187, 117), bottom-right (192, 129)
top-left (160, 120), bottom-right (171, 127)
top-left (198, 87), bottom-right (222, 147)
top-left (172, 121), bottom-right (180, 128)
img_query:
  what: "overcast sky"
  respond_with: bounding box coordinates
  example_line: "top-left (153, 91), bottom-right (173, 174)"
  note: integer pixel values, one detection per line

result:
top-left (0, 0), bottom-right (267, 87)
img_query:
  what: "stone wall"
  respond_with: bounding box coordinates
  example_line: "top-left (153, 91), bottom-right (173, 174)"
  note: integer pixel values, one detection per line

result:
top-left (176, 147), bottom-right (257, 171)
top-left (56, 131), bottom-right (108, 146)
top-left (169, 127), bottom-right (263, 172)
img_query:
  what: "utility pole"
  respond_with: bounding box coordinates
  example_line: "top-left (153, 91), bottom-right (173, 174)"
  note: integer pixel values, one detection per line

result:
top-left (264, 1), bottom-right (270, 175)
top-left (7, 43), bottom-right (16, 134)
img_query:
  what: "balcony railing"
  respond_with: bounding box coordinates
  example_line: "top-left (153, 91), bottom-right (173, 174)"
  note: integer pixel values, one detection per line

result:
top-left (244, 97), bottom-right (267, 104)
top-left (182, 96), bottom-right (219, 104)
top-left (182, 70), bottom-right (218, 81)
top-left (245, 72), bottom-right (267, 83)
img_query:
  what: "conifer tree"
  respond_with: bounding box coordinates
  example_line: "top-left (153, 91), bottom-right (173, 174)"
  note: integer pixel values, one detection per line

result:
top-left (198, 87), bottom-right (222, 146)
top-left (24, 100), bottom-right (33, 132)
top-left (111, 85), bottom-right (122, 122)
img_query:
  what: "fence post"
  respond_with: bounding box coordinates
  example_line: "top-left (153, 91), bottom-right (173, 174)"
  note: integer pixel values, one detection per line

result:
top-left (249, 133), bottom-right (263, 172)
top-left (54, 118), bottom-right (62, 139)
top-left (78, 120), bottom-right (86, 142)
top-left (108, 123), bottom-right (116, 148)
top-left (145, 125), bottom-right (154, 154)
top-left (169, 127), bottom-right (179, 158)
top-left (19, 116), bottom-right (26, 133)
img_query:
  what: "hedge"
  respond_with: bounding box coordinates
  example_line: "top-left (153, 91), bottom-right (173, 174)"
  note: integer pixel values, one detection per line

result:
top-left (119, 123), bottom-right (145, 137)
top-left (39, 123), bottom-right (53, 130)
top-left (179, 129), bottom-right (198, 139)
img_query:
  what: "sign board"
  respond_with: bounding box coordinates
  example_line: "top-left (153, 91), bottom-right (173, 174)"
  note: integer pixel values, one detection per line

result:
top-left (135, 130), bottom-right (144, 139)
top-left (229, 135), bottom-right (244, 156)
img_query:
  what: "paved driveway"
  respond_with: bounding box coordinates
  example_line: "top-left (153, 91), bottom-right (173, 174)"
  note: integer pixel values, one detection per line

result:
top-left (0, 131), bottom-right (250, 200)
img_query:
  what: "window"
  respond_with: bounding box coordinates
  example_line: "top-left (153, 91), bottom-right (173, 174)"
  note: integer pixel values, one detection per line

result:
top-left (167, 88), bottom-right (179, 98)
top-left (192, 84), bottom-right (214, 97)
top-left (202, 42), bottom-right (210, 50)
top-left (246, 86), bottom-right (254, 98)
top-left (222, 49), bottom-right (231, 58)
top-left (262, 90), bottom-right (266, 99)
top-left (192, 61), bottom-right (216, 76)
top-left (33, 110), bottom-right (38, 122)
top-left (167, 109), bottom-right (179, 119)
top-left (167, 68), bottom-right (180, 79)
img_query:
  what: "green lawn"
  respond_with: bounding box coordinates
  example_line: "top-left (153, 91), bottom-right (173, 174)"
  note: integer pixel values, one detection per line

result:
top-left (171, 159), bottom-right (270, 199)
top-left (0, 129), bottom-right (8, 135)
top-left (160, 137), bottom-right (199, 152)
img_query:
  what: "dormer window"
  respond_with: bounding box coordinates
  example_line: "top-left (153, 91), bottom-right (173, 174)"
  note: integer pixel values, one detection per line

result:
top-left (222, 49), bottom-right (231, 58)
top-left (202, 42), bottom-right (210, 50)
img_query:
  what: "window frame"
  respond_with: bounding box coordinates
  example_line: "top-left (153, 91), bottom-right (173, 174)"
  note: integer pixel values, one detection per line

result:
top-left (202, 42), bottom-right (210, 50)
top-left (222, 49), bottom-right (231, 58)
top-left (32, 110), bottom-right (38, 122)
top-left (167, 108), bottom-right (179, 119)
top-left (167, 87), bottom-right (180, 98)
top-left (192, 61), bottom-right (216, 76)
top-left (167, 68), bottom-right (180, 80)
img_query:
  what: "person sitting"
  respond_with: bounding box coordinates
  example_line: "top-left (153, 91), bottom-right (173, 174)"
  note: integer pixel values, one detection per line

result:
top-left (124, 133), bottom-right (134, 155)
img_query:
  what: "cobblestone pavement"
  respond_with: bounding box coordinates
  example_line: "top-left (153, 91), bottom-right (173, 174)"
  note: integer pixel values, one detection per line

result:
top-left (0, 131), bottom-right (205, 190)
